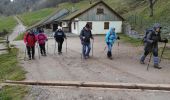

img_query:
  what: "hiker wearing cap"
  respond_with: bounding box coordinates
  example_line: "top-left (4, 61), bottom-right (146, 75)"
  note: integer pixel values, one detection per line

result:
top-left (24, 30), bottom-right (37, 60)
top-left (37, 29), bottom-right (48, 56)
top-left (140, 23), bottom-right (168, 69)
top-left (80, 23), bottom-right (94, 59)
top-left (54, 26), bottom-right (67, 54)
top-left (105, 27), bottom-right (120, 59)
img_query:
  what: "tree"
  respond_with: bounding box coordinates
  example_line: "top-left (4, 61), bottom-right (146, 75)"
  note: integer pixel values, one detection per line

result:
top-left (148, 0), bottom-right (158, 17)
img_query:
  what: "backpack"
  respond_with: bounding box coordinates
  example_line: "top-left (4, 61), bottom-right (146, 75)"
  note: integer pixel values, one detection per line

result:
top-left (143, 29), bottom-right (153, 42)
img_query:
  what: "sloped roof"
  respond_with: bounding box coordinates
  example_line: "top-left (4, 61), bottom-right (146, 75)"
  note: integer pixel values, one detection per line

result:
top-left (28, 8), bottom-right (69, 30)
top-left (61, 0), bottom-right (124, 21)
top-left (28, 0), bottom-right (124, 30)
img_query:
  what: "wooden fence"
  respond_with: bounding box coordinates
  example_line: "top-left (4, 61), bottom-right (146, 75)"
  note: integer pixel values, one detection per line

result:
top-left (0, 36), bottom-right (10, 52)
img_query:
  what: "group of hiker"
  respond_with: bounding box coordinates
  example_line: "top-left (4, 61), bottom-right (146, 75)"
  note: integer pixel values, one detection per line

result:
top-left (24, 29), bottom-right (48, 60)
top-left (24, 22), bottom-right (168, 69)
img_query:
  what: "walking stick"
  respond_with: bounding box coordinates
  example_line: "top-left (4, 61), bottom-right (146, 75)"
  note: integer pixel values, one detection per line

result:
top-left (37, 44), bottom-right (40, 59)
top-left (160, 43), bottom-right (167, 63)
top-left (54, 40), bottom-right (56, 54)
top-left (147, 52), bottom-right (153, 71)
top-left (24, 46), bottom-right (27, 61)
top-left (92, 39), bottom-right (94, 57)
top-left (46, 39), bottom-right (49, 54)
top-left (66, 38), bottom-right (67, 54)
top-left (117, 40), bottom-right (120, 57)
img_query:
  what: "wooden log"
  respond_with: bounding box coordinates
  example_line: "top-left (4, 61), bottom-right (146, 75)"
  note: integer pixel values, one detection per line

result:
top-left (0, 48), bottom-right (9, 51)
top-left (5, 80), bottom-right (170, 91)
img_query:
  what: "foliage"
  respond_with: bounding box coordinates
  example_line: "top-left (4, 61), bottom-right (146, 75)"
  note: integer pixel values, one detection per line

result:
top-left (0, 86), bottom-right (28, 100)
top-left (0, 16), bottom-right (17, 35)
top-left (0, 48), bottom-right (26, 82)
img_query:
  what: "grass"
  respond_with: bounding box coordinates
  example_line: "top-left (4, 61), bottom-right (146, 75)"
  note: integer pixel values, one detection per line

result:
top-left (159, 46), bottom-right (170, 60)
top-left (0, 48), bottom-right (26, 82)
top-left (119, 33), bottom-right (142, 46)
top-left (0, 86), bottom-right (28, 100)
top-left (18, 0), bottom-right (91, 27)
top-left (18, 8), bottom-right (56, 26)
top-left (0, 16), bottom-right (17, 34)
top-left (15, 32), bottom-right (25, 41)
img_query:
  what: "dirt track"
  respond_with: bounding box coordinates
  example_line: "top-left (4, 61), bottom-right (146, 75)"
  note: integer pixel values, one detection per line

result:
top-left (14, 36), bottom-right (170, 84)
top-left (12, 36), bottom-right (170, 99)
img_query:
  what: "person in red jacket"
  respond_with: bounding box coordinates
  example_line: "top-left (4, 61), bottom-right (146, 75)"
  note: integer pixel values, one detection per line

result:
top-left (24, 30), bottom-right (37, 60)
top-left (37, 29), bottom-right (48, 56)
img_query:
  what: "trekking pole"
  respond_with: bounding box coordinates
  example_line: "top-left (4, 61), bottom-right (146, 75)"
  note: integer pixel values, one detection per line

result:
top-left (54, 40), bottom-right (56, 54)
top-left (117, 40), bottom-right (120, 57)
top-left (92, 39), bottom-right (94, 57)
top-left (46, 39), bottom-right (49, 54)
top-left (36, 43), bottom-right (40, 59)
top-left (66, 38), bottom-right (67, 54)
top-left (24, 46), bottom-right (27, 61)
top-left (160, 43), bottom-right (167, 63)
top-left (147, 52), bottom-right (153, 71)
top-left (103, 46), bottom-right (107, 52)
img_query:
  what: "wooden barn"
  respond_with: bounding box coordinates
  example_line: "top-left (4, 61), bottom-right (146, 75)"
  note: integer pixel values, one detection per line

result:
top-left (30, 0), bottom-right (124, 35)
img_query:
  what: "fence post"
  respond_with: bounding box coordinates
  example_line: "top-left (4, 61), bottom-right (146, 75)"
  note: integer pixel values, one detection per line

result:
top-left (6, 36), bottom-right (10, 52)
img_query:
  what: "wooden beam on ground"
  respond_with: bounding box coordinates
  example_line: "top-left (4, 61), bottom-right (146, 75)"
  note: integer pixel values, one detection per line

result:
top-left (0, 48), bottom-right (9, 51)
top-left (5, 80), bottom-right (170, 91)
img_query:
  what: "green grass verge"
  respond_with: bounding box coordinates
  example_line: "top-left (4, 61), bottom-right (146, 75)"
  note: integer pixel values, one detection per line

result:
top-left (159, 47), bottom-right (170, 60)
top-left (119, 33), bottom-right (142, 46)
top-left (0, 48), bottom-right (26, 82)
top-left (15, 33), bottom-right (25, 41)
top-left (0, 16), bottom-right (17, 34)
top-left (18, 0), bottom-right (91, 27)
top-left (18, 8), bottom-right (56, 26)
top-left (0, 86), bottom-right (28, 100)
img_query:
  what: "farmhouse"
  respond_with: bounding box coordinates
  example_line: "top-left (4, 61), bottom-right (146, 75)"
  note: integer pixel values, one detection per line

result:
top-left (30, 0), bottom-right (124, 35)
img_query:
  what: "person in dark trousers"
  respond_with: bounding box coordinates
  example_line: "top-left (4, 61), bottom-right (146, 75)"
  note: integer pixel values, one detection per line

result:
top-left (54, 26), bottom-right (67, 54)
top-left (140, 23), bottom-right (168, 69)
top-left (80, 23), bottom-right (94, 59)
top-left (24, 30), bottom-right (37, 60)
top-left (37, 29), bottom-right (48, 56)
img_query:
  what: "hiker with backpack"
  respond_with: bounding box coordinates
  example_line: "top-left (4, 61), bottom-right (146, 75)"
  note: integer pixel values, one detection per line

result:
top-left (105, 27), bottom-right (120, 59)
top-left (54, 26), bottom-right (67, 55)
top-left (80, 23), bottom-right (94, 59)
top-left (140, 23), bottom-right (168, 69)
top-left (24, 30), bottom-right (37, 60)
top-left (37, 29), bottom-right (48, 56)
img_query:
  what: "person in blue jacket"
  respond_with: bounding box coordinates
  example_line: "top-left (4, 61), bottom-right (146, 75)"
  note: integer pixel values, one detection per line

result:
top-left (105, 27), bottom-right (120, 59)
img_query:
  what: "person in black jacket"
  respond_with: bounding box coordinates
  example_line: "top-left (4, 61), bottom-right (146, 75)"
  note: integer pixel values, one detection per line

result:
top-left (80, 23), bottom-right (94, 59)
top-left (54, 26), bottom-right (67, 54)
top-left (140, 23), bottom-right (168, 69)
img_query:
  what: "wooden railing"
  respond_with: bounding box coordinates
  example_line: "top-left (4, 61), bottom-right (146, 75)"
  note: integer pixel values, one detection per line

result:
top-left (0, 36), bottom-right (10, 52)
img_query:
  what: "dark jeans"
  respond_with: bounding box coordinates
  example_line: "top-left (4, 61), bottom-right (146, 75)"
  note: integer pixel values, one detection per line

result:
top-left (82, 42), bottom-right (91, 58)
top-left (27, 46), bottom-right (35, 58)
top-left (39, 43), bottom-right (46, 55)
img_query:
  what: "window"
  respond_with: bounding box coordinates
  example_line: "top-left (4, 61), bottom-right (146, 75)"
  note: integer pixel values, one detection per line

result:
top-left (97, 8), bottom-right (104, 14)
top-left (74, 22), bottom-right (76, 30)
top-left (87, 22), bottom-right (92, 29)
top-left (104, 22), bottom-right (109, 29)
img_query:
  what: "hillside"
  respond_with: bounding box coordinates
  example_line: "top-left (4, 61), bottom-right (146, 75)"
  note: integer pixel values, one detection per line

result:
top-left (18, 0), bottom-right (170, 37)
top-left (0, 16), bottom-right (17, 36)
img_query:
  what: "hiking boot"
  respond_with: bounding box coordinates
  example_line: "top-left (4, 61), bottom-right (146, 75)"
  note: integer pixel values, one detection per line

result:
top-left (29, 57), bottom-right (31, 60)
top-left (140, 60), bottom-right (145, 64)
top-left (154, 64), bottom-right (162, 69)
top-left (108, 57), bottom-right (113, 60)
top-left (32, 56), bottom-right (35, 60)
